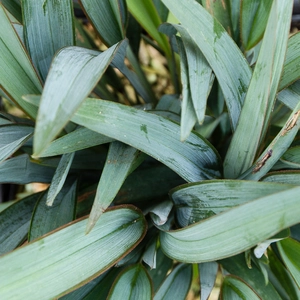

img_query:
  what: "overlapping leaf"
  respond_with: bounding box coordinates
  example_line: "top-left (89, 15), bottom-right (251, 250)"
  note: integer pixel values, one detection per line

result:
top-left (0, 206), bottom-right (147, 299)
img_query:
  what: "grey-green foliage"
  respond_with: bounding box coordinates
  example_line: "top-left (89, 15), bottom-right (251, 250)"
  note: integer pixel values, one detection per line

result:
top-left (0, 0), bottom-right (299, 299)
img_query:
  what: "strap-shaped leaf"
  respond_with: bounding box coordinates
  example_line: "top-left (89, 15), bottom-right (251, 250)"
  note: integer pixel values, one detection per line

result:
top-left (1, 0), bottom-right (22, 23)
top-left (160, 186), bottom-right (300, 263)
top-left (222, 275), bottom-right (261, 299)
top-left (86, 142), bottom-right (144, 233)
top-left (127, 0), bottom-right (171, 56)
top-left (29, 179), bottom-right (77, 241)
top-left (80, 0), bottom-right (126, 46)
top-left (262, 171), bottom-right (300, 185)
top-left (33, 41), bottom-right (126, 156)
top-left (199, 262), bottom-right (218, 300)
top-left (278, 238), bottom-right (300, 288)
top-left (277, 80), bottom-right (300, 110)
top-left (37, 127), bottom-right (113, 157)
top-left (224, 0), bottom-right (293, 178)
top-left (107, 264), bottom-right (153, 300)
top-left (71, 98), bottom-right (222, 182)
top-left (0, 192), bottom-right (42, 255)
top-left (171, 180), bottom-right (294, 227)
top-left (0, 4), bottom-right (42, 118)
top-left (241, 0), bottom-right (273, 50)
top-left (220, 254), bottom-right (281, 300)
top-left (0, 206), bottom-right (146, 299)
top-left (280, 146), bottom-right (300, 168)
top-left (154, 264), bottom-right (192, 300)
top-left (162, 0), bottom-right (252, 130)
top-left (23, 0), bottom-right (75, 81)
top-left (279, 32), bottom-right (300, 91)
top-left (46, 152), bottom-right (75, 206)
top-left (0, 154), bottom-right (54, 184)
top-left (0, 124), bottom-right (33, 163)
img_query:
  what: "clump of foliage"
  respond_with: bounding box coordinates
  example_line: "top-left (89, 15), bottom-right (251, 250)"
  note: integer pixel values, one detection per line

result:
top-left (0, 0), bottom-right (300, 299)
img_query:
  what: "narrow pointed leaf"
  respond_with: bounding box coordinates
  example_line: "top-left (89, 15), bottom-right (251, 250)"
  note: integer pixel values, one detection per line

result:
top-left (0, 192), bottom-right (42, 255)
top-left (220, 254), bottom-right (281, 300)
top-left (199, 262), bottom-right (218, 300)
top-left (0, 154), bottom-right (54, 184)
top-left (33, 41), bottom-right (125, 156)
top-left (162, 0), bottom-right (251, 130)
top-left (171, 180), bottom-right (294, 227)
top-left (279, 32), bottom-right (300, 90)
top-left (176, 36), bottom-right (197, 141)
top-left (29, 179), bottom-right (77, 241)
top-left (71, 98), bottom-right (221, 182)
top-left (277, 80), bottom-right (300, 110)
top-left (222, 275), bottom-right (261, 300)
top-left (38, 127), bottom-right (113, 157)
top-left (127, 0), bottom-right (171, 56)
top-left (278, 238), bottom-right (300, 288)
top-left (0, 206), bottom-right (147, 299)
top-left (80, 0), bottom-right (126, 46)
top-left (280, 146), bottom-right (300, 168)
top-left (23, 0), bottom-right (75, 81)
top-left (154, 264), bottom-right (192, 300)
top-left (224, 0), bottom-right (292, 178)
top-left (46, 152), bottom-right (75, 206)
top-left (241, 0), bottom-right (273, 50)
top-left (0, 124), bottom-right (33, 163)
top-left (107, 264), bottom-right (153, 300)
top-left (0, 4), bottom-right (42, 118)
top-left (160, 186), bottom-right (300, 263)
top-left (143, 237), bottom-right (157, 269)
top-left (262, 171), bottom-right (300, 185)
top-left (86, 141), bottom-right (143, 233)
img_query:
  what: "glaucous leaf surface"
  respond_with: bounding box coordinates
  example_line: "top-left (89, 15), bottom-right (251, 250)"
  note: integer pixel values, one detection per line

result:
top-left (160, 186), bottom-right (300, 262)
top-left (162, 0), bottom-right (251, 130)
top-left (1, 0), bottom-right (22, 23)
top-left (0, 206), bottom-right (146, 300)
top-left (71, 98), bottom-right (222, 182)
top-left (107, 264), bottom-right (153, 300)
top-left (199, 261), bottom-right (218, 300)
top-left (23, 0), bottom-right (75, 81)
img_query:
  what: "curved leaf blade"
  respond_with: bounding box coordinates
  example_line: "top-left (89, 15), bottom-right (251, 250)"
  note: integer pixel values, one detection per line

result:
top-left (33, 41), bottom-right (125, 156)
top-left (171, 180), bottom-right (294, 228)
top-left (0, 206), bottom-right (147, 299)
top-left (199, 262), bottom-right (218, 300)
top-left (154, 263), bottom-right (192, 300)
top-left (23, 0), bottom-right (75, 81)
top-left (71, 98), bottom-right (222, 182)
top-left (160, 186), bottom-right (300, 263)
top-left (0, 4), bottom-right (42, 118)
top-left (278, 238), bottom-right (300, 288)
top-left (107, 264), bottom-right (153, 300)
top-left (162, 0), bottom-right (252, 130)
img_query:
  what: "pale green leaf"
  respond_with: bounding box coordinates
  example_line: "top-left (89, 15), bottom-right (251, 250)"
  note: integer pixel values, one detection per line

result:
top-left (279, 32), bottom-right (300, 91)
top-left (280, 146), bottom-right (300, 168)
top-left (154, 264), bottom-right (192, 300)
top-left (37, 127), bottom-right (113, 157)
top-left (0, 124), bottom-right (33, 163)
top-left (261, 171), bottom-right (300, 185)
top-left (162, 0), bottom-right (251, 130)
top-left (71, 98), bottom-right (221, 182)
top-left (224, 0), bottom-right (293, 178)
top-left (127, 0), bottom-right (171, 56)
top-left (199, 262), bottom-right (218, 300)
top-left (0, 206), bottom-right (146, 299)
top-left (278, 238), bottom-right (300, 288)
top-left (1, 0), bottom-right (22, 23)
top-left (171, 180), bottom-right (294, 228)
top-left (0, 192), bottom-right (42, 255)
top-left (23, 0), bottom-right (75, 81)
top-left (142, 237), bottom-right (157, 269)
top-left (222, 275), bottom-right (261, 300)
top-left (29, 179), bottom-right (77, 241)
top-left (0, 4), bottom-right (42, 118)
top-left (80, 0), bottom-right (126, 46)
top-left (107, 264), bottom-right (153, 300)
top-left (86, 141), bottom-right (143, 233)
top-left (277, 80), bottom-right (300, 110)
top-left (33, 41), bottom-right (125, 156)
top-left (241, 0), bottom-right (272, 50)
top-left (160, 186), bottom-right (300, 263)
top-left (46, 152), bottom-right (75, 206)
